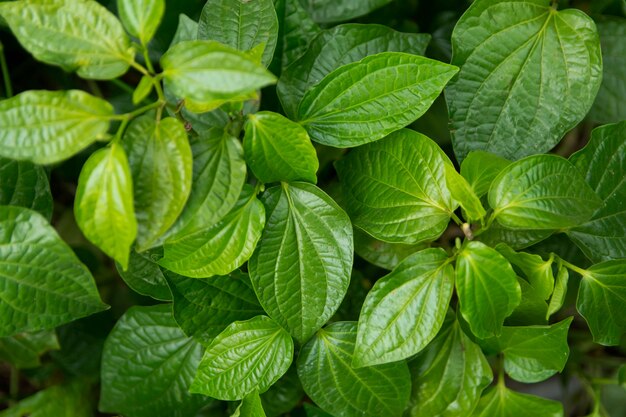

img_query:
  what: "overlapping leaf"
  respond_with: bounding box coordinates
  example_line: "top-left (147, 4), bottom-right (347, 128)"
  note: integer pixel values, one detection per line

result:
top-left (460, 151), bottom-right (510, 198)
top-left (470, 385), bottom-right (563, 417)
top-left (117, 0), bottom-right (164, 45)
top-left (116, 247), bottom-right (171, 301)
top-left (0, 157), bottom-right (52, 220)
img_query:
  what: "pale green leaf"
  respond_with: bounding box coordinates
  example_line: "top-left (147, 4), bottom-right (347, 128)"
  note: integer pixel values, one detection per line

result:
top-left (117, 0), bottom-right (164, 45)
top-left (0, 330), bottom-right (59, 369)
top-left (302, 0), bottom-right (392, 23)
top-left (115, 247), bottom-right (171, 301)
top-left (233, 390), bottom-right (266, 417)
top-left (460, 151), bottom-right (511, 198)
top-left (0, 157), bottom-right (52, 220)
top-left (171, 14), bottom-right (198, 46)
top-left (0, 90), bottom-right (113, 164)
top-left (470, 385), bottom-right (563, 417)
top-left (353, 227), bottom-right (425, 271)
top-left (0, 381), bottom-right (93, 417)
top-left (547, 262), bottom-right (569, 319)
top-left (495, 244), bottom-right (554, 300)
top-left (444, 163), bottom-right (486, 221)
top-left (132, 75), bottom-right (153, 105)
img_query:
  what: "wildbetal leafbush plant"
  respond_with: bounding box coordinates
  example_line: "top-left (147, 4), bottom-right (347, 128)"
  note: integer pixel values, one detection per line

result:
top-left (0, 0), bottom-right (624, 415)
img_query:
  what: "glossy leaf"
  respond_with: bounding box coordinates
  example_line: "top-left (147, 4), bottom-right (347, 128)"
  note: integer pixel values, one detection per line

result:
top-left (336, 129), bottom-right (456, 244)
top-left (568, 121), bottom-right (626, 262)
top-left (0, 206), bottom-right (106, 337)
top-left (198, 0), bottom-right (278, 67)
top-left (0, 381), bottom-right (93, 417)
top-left (75, 143), bottom-right (137, 269)
top-left (117, 0), bottom-right (164, 45)
top-left (0, 90), bottom-right (113, 164)
top-left (460, 151), bottom-right (511, 198)
top-left (470, 385), bottom-right (563, 417)
top-left (447, 0), bottom-right (602, 161)
top-left (444, 164), bottom-right (486, 221)
top-left (302, 0), bottom-right (392, 23)
top-left (298, 52), bottom-right (458, 147)
top-left (161, 185), bottom-right (265, 278)
top-left (576, 260), bottom-right (626, 345)
top-left (115, 247), bottom-right (171, 301)
top-left (244, 111), bottom-right (318, 184)
top-left (496, 244), bottom-right (554, 300)
top-left (455, 241), bottom-right (521, 338)
top-left (0, 157), bottom-right (52, 220)
top-left (233, 390), bottom-right (266, 417)
top-left (0, 0), bottom-right (133, 79)
top-left (297, 321), bottom-right (411, 417)
top-left (165, 270), bottom-right (264, 345)
top-left (278, 23), bottom-right (430, 118)
top-left (190, 316), bottom-right (293, 401)
top-left (100, 305), bottom-right (209, 417)
top-left (0, 330), bottom-right (59, 369)
top-left (249, 182), bottom-right (353, 343)
top-left (408, 317), bottom-right (492, 417)
top-left (123, 117), bottom-right (192, 251)
top-left (354, 249), bottom-right (454, 367)
top-left (489, 155), bottom-right (602, 230)
top-left (353, 227), bottom-right (425, 271)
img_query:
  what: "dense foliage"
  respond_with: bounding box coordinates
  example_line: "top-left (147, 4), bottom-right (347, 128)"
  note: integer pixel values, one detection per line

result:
top-left (0, 0), bottom-right (625, 416)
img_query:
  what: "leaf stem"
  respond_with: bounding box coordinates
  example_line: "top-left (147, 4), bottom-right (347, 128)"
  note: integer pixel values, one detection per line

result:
top-left (450, 212), bottom-right (463, 226)
top-left (9, 366), bottom-right (19, 400)
top-left (558, 258), bottom-right (589, 277)
top-left (0, 41), bottom-right (14, 98)
top-left (110, 100), bottom-right (164, 141)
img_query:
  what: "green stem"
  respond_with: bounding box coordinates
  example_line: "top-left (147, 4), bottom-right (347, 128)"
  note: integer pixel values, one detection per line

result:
top-left (110, 101), bottom-right (164, 141)
top-left (142, 48), bottom-right (156, 75)
top-left (591, 378), bottom-right (619, 386)
top-left (0, 41), bottom-right (14, 98)
top-left (110, 78), bottom-right (137, 96)
top-left (450, 212), bottom-right (463, 226)
top-left (559, 258), bottom-right (590, 277)
top-left (9, 366), bottom-right (19, 399)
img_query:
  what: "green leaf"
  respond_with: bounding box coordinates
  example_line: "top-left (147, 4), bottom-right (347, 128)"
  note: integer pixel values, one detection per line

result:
top-left (589, 18), bottom-right (626, 124)
top-left (161, 185), bottom-right (265, 278)
top-left (455, 241), bottom-right (521, 338)
top-left (301, 0), bottom-right (392, 23)
top-left (117, 0), bottom-right (164, 45)
top-left (476, 222), bottom-right (552, 250)
top-left (75, 143), bottom-right (137, 269)
top-left (444, 164), bottom-right (486, 222)
top-left (506, 277), bottom-right (548, 326)
top-left (198, 0), bottom-right (278, 67)
top-left (161, 40), bottom-right (276, 111)
top-left (165, 270), bottom-right (264, 345)
top-left (447, 0), bottom-right (602, 162)
top-left (298, 53), bottom-right (458, 147)
top-left (0, 90), bottom-right (114, 164)
top-left (190, 316), bottom-right (294, 401)
top-left (280, 0), bottom-right (320, 68)
top-left (115, 247), bottom-right (171, 301)
top-left (0, 157), bottom-right (52, 220)
top-left (100, 305), bottom-right (209, 417)
top-left (0, 0), bottom-right (133, 79)
top-left (123, 117), bottom-right (192, 251)
top-left (547, 262), bottom-right (569, 319)
top-left (576, 260), bottom-right (626, 345)
top-left (171, 14), bottom-right (198, 46)
top-left (495, 244), bottom-right (554, 300)
top-left (233, 390), bottom-right (266, 417)
top-left (335, 129), bottom-right (456, 244)
top-left (460, 151), bottom-right (511, 198)
top-left (260, 365), bottom-right (303, 417)
top-left (277, 23), bottom-right (430, 119)
top-left (489, 155), bottom-right (602, 230)
top-left (0, 330), bottom-right (59, 369)
top-left (304, 404), bottom-right (334, 417)
top-left (0, 381), bottom-right (93, 417)
top-left (132, 75), bottom-right (154, 105)
top-left (0, 206), bottom-right (106, 337)
top-left (408, 317), bottom-right (492, 417)
top-left (470, 385), bottom-right (563, 417)
top-left (249, 182), bottom-right (353, 343)
top-left (297, 321), bottom-right (411, 417)
top-left (353, 227), bottom-right (425, 271)
top-left (243, 111), bottom-right (318, 184)
top-left (568, 121), bottom-right (626, 262)
top-left (353, 248), bottom-right (454, 367)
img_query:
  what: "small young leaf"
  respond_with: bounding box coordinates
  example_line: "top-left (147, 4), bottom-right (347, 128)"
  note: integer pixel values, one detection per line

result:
top-left (298, 52), bottom-right (458, 147)
top-left (0, 0), bottom-right (133, 79)
top-left (444, 163), bottom-right (486, 221)
top-left (117, 0), bottom-right (164, 45)
top-left (302, 0), bottom-right (392, 23)
top-left (297, 322), bottom-right (411, 417)
top-left (190, 316), bottom-right (294, 401)
top-left (0, 157), bottom-right (52, 220)
top-left (470, 385), bottom-right (563, 417)
top-left (353, 249), bottom-right (454, 367)
top-left (547, 262), bottom-right (569, 319)
top-left (489, 155), bottom-right (602, 230)
top-left (244, 111), bottom-right (318, 184)
top-left (132, 75), bottom-right (154, 105)
top-left (460, 151), bottom-right (511, 198)
top-left (0, 330), bottom-right (59, 369)
top-left (0, 90), bottom-right (113, 164)
top-left (115, 247), bottom-right (171, 301)
top-left (353, 227), bottom-right (425, 271)
top-left (495, 244), bottom-right (554, 300)
top-left (75, 143), bottom-right (137, 269)
top-left (455, 241), bottom-right (521, 338)
top-left (233, 390), bottom-right (267, 417)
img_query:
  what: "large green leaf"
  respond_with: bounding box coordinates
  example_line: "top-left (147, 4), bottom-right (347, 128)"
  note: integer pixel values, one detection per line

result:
top-left (161, 185), bottom-right (265, 278)
top-left (489, 155), bottom-right (602, 230)
top-left (470, 385), bottom-right (563, 417)
top-left (297, 321), bottom-right (411, 417)
top-left (455, 241), bottom-right (521, 338)
top-left (161, 40), bottom-right (276, 111)
top-left (0, 381), bottom-right (93, 417)
top-left (353, 227), bottom-right (425, 271)
top-left (335, 129), bottom-right (456, 244)
top-left (0, 90), bottom-right (113, 164)
top-left (568, 121), bottom-right (626, 262)
top-left (460, 151), bottom-right (511, 198)
top-left (0, 206), bottom-right (106, 337)
top-left (297, 53), bottom-right (458, 147)
top-left (243, 111), bottom-right (318, 184)
top-left (165, 270), bottom-right (264, 345)
top-left (495, 244), bottom-right (554, 300)
top-left (408, 317), bottom-right (492, 417)
top-left (353, 249), bottom-right (454, 367)
top-left (190, 316), bottom-right (293, 401)
top-left (75, 143), bottom-right (137, 269)
top-left (278, 23), bottom-right (430, 118)
top-left (301, 0), bottom-right (392, 23)
top-left (100, 305), bottom-right (209, 417)
top-left (447, 0), bottom-right (602, 161)
top-left (589, 18), bottom-right (626, 123)
top-left (576, 260), bottom-right (626, 345)
top-left (0, 157), bottom-right (52, 220)
top-left (249, 182), bottom-right (353, 343)
top-left (117, 0), bottom-right (164, 45)
top-left (198, 0), bottom-right (278, 67)
top-left (115, 247), bottom-right (171, 301)
top-left (0, 330), bottom-right (59, 369)
top-left (0, 0), bottom-right (133, 79)
top-left (123, 117), bottom-right (192, 251)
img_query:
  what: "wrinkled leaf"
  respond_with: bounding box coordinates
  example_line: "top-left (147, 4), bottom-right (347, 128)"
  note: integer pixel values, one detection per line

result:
top-left (0, 157), bottom-right (52, 220)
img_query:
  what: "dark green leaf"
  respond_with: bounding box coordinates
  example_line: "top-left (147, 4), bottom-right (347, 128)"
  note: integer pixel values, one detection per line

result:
top-left (506, 277), bottom-right (548, 326)
top-left (0, 381), bottom-right (93, 417)
top-left (0, 157), bottom-right (52, 220)
top-left (280, 0), bottom-right (320, 68)
top-left (304, 404), bottom-right (334, 417)
top-left (470, 385), bottom-right (563, 417)
top-left (233, 390), bottom-right (266, 417)
top-left (460, 151), bottom-right (511, 198)
top-left (353, 227), bottom-right (425, 270)
top-left (260, 365), bottom-right (303, 417)
top-left (116, 247), bottom-right (171, 301)
top-left (0, 330), bottom-right (59, 369)
top-left (495, 244), bottom-right (554, 300)
top-left (117, 0), bottom-right (164, 45)
top-left (302, 0), bottom-right (392, 23)
top-left (476, 222), bottom-right (552, 250)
